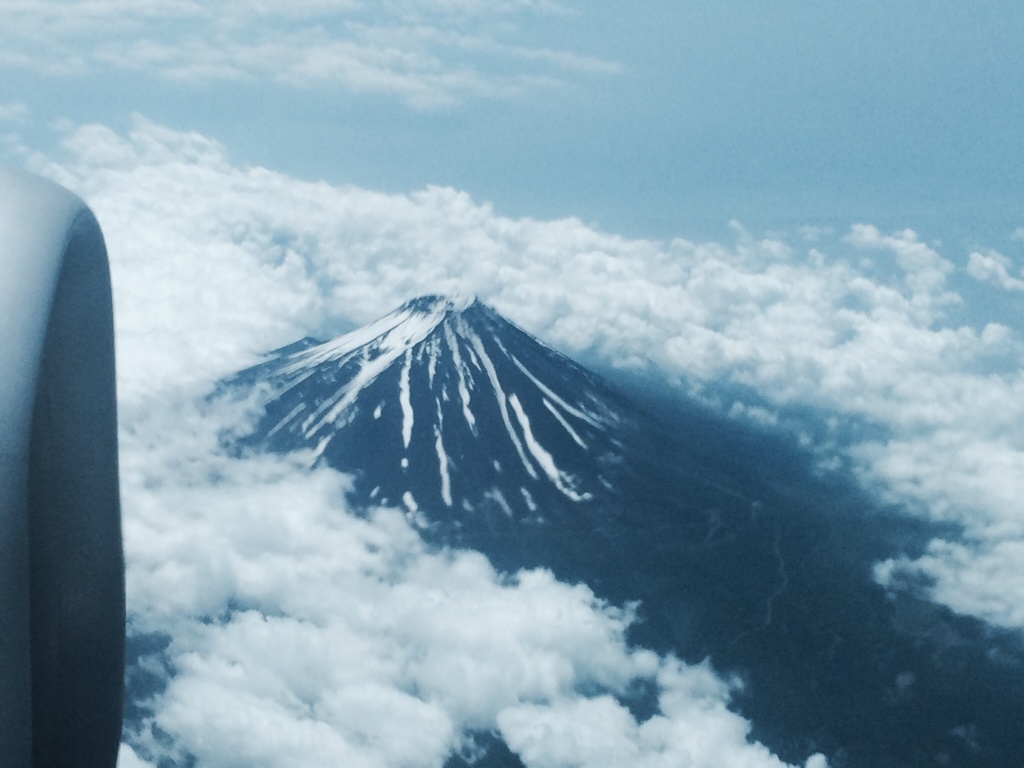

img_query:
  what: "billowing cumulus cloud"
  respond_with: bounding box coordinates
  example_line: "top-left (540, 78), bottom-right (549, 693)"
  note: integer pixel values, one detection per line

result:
top-left (967, 249), bottom-right (1024, 292)
top-left (18, 117), bottom-right (1024, 635)
top-left (498, 659), bottom-right (791, 768)
top-left (0, 0), bottom-right (613, 108)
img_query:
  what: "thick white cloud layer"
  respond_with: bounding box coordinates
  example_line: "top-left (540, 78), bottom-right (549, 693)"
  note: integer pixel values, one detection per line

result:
top-left (116, 391), bottom-right (811, 767)
top-left (19, 117), bottom-right (1024, 635)
top-left (0, 1), bottom-right (611, 108)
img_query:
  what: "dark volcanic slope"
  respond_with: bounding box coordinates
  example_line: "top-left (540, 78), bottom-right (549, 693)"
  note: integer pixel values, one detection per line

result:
top-left (222, 295), bottom-right (1024, 768)
top-left (228, 295), bottom-right (643, 543)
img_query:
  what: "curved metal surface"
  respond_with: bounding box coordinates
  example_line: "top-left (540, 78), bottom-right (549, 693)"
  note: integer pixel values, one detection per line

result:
top-left (0, 169), bottom-right (124, 768)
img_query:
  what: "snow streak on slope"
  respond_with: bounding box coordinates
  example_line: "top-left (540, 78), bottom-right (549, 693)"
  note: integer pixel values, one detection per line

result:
top-left (273, 297), bottom-right (451, 437)
top-left (228, 295), bottom-right (629, 522)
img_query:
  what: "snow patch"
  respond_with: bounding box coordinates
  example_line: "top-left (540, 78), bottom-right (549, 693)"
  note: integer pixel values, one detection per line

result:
top-left (446, 320), bottom-right (477, 434)
top-left (509, 393), bottom-right (591, 503)
top-left (427, 336), bottom-right (439, 386)
top-left (310, 434), bottom-right (332, 464)
top-left (403, 491), bottom-right (418, 513)
top-left (435, 403), bottom-right (453, 507)
top-left (400, 348), bottom-right (414, 449)
top-left (543, 398), bottom-right (587, 449)
top-left (466, 329), bottom-right (538, 480)
top-left (484, 488), bottom-right (514, 518)
top-left (511, 354), bottom-right (608, 429)
top-left (520, 487), bottom-right (538, 512)
top-left (287, 299), bottom-right (450, 436)
top-left (266, 402), bottom-right (306, 439)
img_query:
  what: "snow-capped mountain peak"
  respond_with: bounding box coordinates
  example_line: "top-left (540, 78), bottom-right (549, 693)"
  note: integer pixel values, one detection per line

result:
top-left (227, 295), bottom-right (633, 524)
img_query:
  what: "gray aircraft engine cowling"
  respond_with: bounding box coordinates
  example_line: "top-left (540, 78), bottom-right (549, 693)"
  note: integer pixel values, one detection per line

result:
top-left (0, 169), bottom-right (124, 768)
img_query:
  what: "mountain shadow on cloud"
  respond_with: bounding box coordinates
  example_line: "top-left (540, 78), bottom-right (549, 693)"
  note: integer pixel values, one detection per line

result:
top-left (218, 295), bottom-right (1024, 768)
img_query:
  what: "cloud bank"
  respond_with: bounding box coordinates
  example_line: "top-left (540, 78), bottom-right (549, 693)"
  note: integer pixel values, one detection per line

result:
top-left (9, 114), bottom-right (1024, 764)
top-left (19, 116), bottom-right (1024, 636)
top-left (0, 1), bottom-right (613, 108)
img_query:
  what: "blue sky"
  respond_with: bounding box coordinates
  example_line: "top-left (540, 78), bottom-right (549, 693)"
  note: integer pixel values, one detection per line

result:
top-left (2, 2), bottom-right (1022, 240)
top-left (3, 4), bottom-right (1024, 767)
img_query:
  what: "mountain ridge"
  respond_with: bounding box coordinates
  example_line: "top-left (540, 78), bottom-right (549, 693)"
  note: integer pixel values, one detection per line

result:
top-left (224, 294), bottom-right (643, 532)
